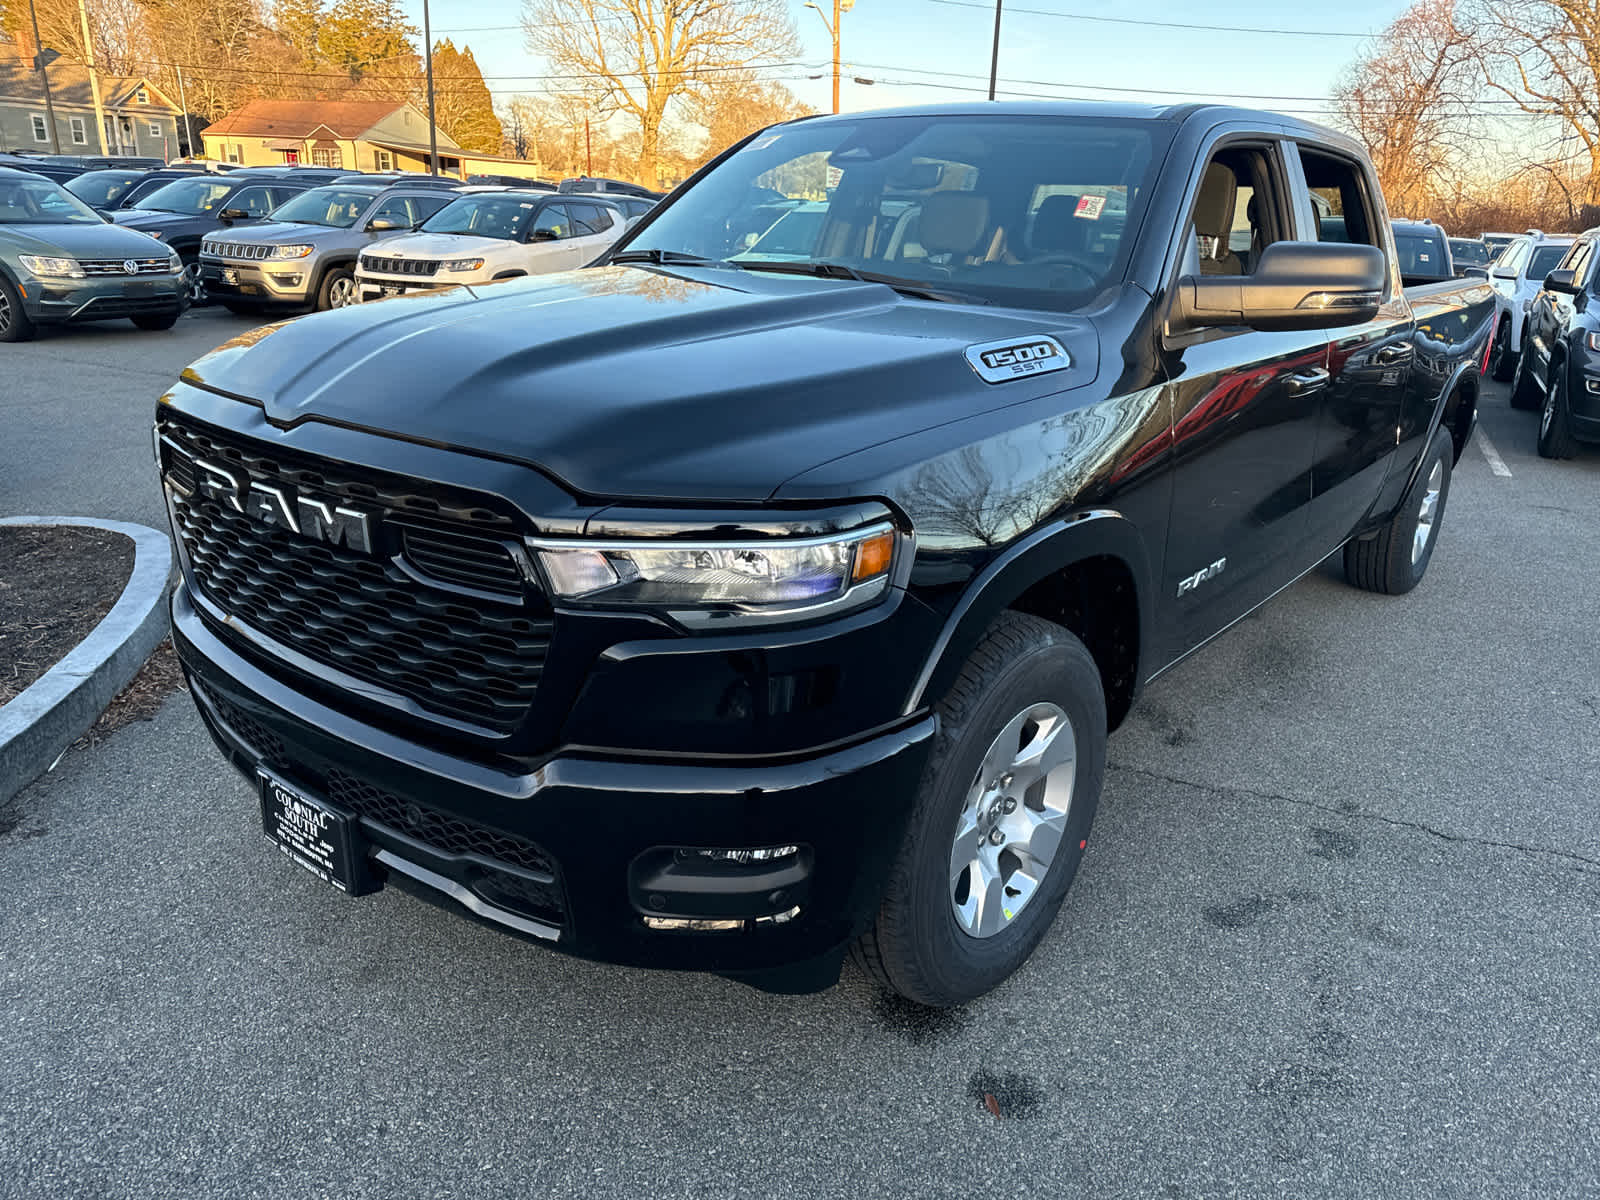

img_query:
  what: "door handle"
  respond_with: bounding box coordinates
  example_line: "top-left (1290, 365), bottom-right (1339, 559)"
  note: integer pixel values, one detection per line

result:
top-left (1286, 368), bottom-right (1330, 396)
top-left (1373, 344), bottom-right (1414, 366)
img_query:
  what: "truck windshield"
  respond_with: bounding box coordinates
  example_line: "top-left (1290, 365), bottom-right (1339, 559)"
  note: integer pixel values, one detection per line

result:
top-left (421, 194), bottom-right (538, 240)
top-left (0, 176), bottom-right (105, 225)
top-left (620, 114), bottom-right (1165, 310)
top-left (133, 177), bottom-right (237, 214)
top-left (271, 187), bottom-right (377, 227)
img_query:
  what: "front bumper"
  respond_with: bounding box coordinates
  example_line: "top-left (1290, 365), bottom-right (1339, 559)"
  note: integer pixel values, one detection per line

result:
top-left (355, 273), bottom-right (464, 302)
top-left (198, 257), bottom-right (314, 306)
top-left (171, 583), bottom-right (935, 987)
top-left (22, 274), bottom-right (184, 324)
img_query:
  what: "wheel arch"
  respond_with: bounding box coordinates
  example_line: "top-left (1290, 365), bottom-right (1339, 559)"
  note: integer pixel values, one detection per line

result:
top-left (905, 511), bottom-right (1155, 731)
top-left (309, 255), bottom-right (358, 297)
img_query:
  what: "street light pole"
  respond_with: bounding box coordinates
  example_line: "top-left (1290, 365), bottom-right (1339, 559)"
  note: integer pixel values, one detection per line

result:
top-left (25, 0), bottom-right (61, 153)
top-left (988, 0), bottom-right (1003, 100)
top-left (804, 0), bottom-right (854, 114)
top-left (174, 65), bottom-right (192, 160)
top-left (422, 0), bottom-right (439, 176)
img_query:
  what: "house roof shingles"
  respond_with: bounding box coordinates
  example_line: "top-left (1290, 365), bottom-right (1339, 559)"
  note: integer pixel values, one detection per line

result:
top-left (0, 56), bottom-right (177, 111)
top-left (201, 99), bottom-right (405, 140)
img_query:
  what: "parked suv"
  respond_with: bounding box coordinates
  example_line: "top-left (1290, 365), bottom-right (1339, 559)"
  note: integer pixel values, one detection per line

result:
top-left (199, 182), bottom-right (460, 313)
top-left (113, 174), bottom-right (311, 303)
top-left (1486, 231), bottom-right (1574, 381)
top-left (1510, 229), bottom-right (1600, 456)
top-left (355, 189), bottom-right (624, 301)
top-left (0, 166), bottom-right (184, 341)
top-left (66, 166), bottom-right (209, 215)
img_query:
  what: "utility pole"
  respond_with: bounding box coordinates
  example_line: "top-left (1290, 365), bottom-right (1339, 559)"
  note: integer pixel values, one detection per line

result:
top-left (75, 0), bottom-right (108, 154)
top-left (805, 0), bottom-right (854, 114)
top-left (26, 0), bottom-right (61, 153)
top-left (174, 65), bottom-right (192, 160)
top-left (584, 118), bottom-right (592, 175)
top-left (422, 0), bottom-right (439, 175)
top-left (988, 0), bottom-right (1003, 100)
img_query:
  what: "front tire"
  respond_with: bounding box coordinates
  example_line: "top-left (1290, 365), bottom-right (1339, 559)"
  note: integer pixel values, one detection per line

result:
top-left (180, 256), bottom-right (207, 307)
top-left (1509, 349), bottom-right (1542, 411)
top-left (1537, 360), bottom-right (1580, 459)
top-left (852, 612), bottom-right (1106, 1008)
top-left (1344, 424), bottom-right (1454, 595)
top-left (0, 274), bottom-right (36, 342)
top-left (316, 267), bottom-right (357, 311)
top-left (1490, 316), bottom-right (1516, 382)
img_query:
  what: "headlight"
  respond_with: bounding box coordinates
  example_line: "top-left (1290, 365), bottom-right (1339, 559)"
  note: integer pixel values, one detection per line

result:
top-left (19, 255), bottom-right (84, 278)
top-left (442, 257), bottom-right (485, 271)
top-left (1586, 332), bottom-right (1600, 352)
top-left (532, 523), bottom-right (899, 629)
top-left (270, 244), bottom-right (314, 259)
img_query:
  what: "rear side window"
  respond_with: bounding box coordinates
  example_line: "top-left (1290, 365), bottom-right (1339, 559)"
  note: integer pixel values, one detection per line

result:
top-left (569, 201), bottom-right (613, 233)
top-left (1299, 147), bottom-right (1380, 248)
top-left (1527, 244), bottom-right (1569, 281)
top-left (229, 186), bottom-right (278, 217)
top-left (1562, 239), bottom-right (1595, 290)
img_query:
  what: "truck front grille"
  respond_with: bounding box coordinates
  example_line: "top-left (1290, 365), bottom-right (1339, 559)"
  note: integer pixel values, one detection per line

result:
top-left (160, 414), bottom-right (551, 736)
top-left (362, 255), bottom-right (440, 276)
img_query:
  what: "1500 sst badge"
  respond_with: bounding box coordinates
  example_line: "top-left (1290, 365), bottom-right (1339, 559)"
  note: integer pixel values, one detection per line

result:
top-left (964, 336), bottom-right (1071, 384)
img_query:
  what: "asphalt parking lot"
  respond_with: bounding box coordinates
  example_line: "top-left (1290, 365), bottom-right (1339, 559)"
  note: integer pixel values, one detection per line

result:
top-left (2, 313), bottom-right (1597, 1199)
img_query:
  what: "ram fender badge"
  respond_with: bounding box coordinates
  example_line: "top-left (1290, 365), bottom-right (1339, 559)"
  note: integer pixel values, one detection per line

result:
top-left (964, 335), bottom-right (1071, 384)
top-left (1177, 557), bottom-right (1227, 598)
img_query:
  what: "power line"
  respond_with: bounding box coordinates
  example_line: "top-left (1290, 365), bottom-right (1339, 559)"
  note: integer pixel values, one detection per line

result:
top-left (922, 0), bottom-right (1377, 38)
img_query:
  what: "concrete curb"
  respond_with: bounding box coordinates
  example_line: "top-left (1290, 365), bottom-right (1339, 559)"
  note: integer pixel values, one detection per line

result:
top-left (0, 516), bottom-right (172, 806)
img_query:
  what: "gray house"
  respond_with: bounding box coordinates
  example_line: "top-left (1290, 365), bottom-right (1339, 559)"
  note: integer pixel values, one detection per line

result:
top-left (0, 39), bottom-right (184, 158)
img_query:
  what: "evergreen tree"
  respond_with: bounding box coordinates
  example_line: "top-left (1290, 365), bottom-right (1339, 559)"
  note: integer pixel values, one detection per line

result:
top-left (432, 40), bottom-right (503, 154)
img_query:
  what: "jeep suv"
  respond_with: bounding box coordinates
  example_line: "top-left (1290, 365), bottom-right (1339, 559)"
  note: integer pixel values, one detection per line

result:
top-left (199, 182), bottom-right (460, 313)
top-left (1487, 231), bottom-right (1574, 380)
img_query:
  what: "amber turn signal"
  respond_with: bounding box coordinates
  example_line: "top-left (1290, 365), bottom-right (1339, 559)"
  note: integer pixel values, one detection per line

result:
top-left (852, 530), bottom-right (895, 582)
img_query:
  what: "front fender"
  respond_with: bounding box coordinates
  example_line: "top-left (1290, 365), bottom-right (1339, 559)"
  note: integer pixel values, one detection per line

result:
top-left (903, 509), bottom-right (1155, 715)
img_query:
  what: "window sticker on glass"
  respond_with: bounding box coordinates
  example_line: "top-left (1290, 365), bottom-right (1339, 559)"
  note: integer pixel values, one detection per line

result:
top-left (1075, 195), bottom-right (1106, 220)
top-left (746, 135), bottom-right (781, 152)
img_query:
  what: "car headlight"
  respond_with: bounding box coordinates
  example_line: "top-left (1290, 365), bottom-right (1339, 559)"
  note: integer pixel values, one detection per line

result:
top-left (442, 257), bottom-right (485, 271)
top-left (270, 244), bottom-right (314, 259)
top-left (18, 255), bottom-right (83, 278)
top-left (166, 251), bottom-right (182, 274)
top-left (531, 523), bottom-right (899, 629)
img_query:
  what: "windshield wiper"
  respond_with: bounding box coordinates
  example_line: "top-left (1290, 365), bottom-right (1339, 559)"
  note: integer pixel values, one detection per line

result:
top-left (733, 260), bottom-right (987, 305)
top-left (608, 248), bottom-right (728, 267)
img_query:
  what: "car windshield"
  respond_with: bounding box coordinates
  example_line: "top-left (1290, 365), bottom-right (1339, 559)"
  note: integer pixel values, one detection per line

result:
top-left (66, 170), bottom-right (141, 209)
top-left (0, 176), bottom-right (105, 225)
top-left (270, 186), bottom-right (376, 227)
top-left (133, 176), bottom-right (237, 214)
top-left (615, 114), bottom-right (1164, 310)
top-left (1448, 239), bottom-right (1489, 266)
top-left (1528, 244), bottom-right (1569, 279)
top-left (420, 194), bottom-right (538, 239)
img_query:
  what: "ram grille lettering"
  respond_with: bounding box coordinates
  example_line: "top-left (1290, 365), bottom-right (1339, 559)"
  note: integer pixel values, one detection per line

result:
top-left (188, 456), bottom-right (376, 554)
top-left (965, 336), bottom-right (1071, 383)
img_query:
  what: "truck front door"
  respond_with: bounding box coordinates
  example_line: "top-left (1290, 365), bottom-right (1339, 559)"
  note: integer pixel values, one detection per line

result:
top-left (1159, 141), bottom-right (1327, 660)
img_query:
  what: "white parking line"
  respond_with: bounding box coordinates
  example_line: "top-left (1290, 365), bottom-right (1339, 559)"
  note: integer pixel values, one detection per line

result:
top-left (1477, 430), bottom-right (1513, 478)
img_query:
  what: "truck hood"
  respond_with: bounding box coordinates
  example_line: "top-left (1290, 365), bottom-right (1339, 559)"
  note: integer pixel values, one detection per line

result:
top-left (2, 221), bottom-right (167, 257)
top-left (368, 232), bottom-right (514, 259)
top-left (180, 265), bottom-right (1099, 502)
top-left (112, 210), bottom-right (196, 233)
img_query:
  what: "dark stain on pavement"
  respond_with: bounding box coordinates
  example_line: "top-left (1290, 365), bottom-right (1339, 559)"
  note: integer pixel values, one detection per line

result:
top-left (0, 810), bottom-right (46, 841)
top-left (1307, 827), bottom-right (1359, 860)
top-left (967, 1067), bottom-right (1044, 1119)
top-left (872, 990), bottom-right (972, 1045)
top-left (1202, 889), bottom-right (1317, 930)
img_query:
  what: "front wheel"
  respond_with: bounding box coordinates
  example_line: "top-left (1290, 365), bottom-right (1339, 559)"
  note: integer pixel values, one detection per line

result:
top-left (1509, 349), bottom-right (1542, 411)
top-left (1490, 317), bottom-right (1516, 382)
top-left (0, 274), bottom-right (37, 342)
top-left (1537, 362), bottom-right (1580, 459)
top-left (317, 267), bottom-right (357, 311)
top-left (851, 612), bottom-right (1106, 1008)
top-left (1344, 424), bottom-right (1454, 595)
top-left (180, 256), bottom-right (207, 307)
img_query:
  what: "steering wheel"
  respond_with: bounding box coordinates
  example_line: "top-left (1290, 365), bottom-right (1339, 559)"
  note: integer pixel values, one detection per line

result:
top-left (1024, 253), bottom-right (1099, 286)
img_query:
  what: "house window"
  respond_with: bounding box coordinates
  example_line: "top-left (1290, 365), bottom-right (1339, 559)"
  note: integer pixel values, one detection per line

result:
top-left (148, 122), bottom-right (161, 138)
top-left (70, 117), bottom-right (86, 145)
top-left (136, 88), bottom-right (148, 104)
top-left (30, 114), bottom-right (48, 142)
top-left (312, 148), bottom-right (339, 168)
top-left (228, 144), bottom-right (242, 163)
top-left (374, 150), bottom-right (392, 171)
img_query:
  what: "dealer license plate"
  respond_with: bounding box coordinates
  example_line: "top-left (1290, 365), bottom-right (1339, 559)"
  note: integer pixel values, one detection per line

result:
top-left (382, 285), bottom-right (403, 297)
top-left (259, 770), bottom-right (362, 893)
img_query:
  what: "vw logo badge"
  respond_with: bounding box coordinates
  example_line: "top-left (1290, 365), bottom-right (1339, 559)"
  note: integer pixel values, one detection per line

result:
top-left (123, 259), bottom-right (139, 275)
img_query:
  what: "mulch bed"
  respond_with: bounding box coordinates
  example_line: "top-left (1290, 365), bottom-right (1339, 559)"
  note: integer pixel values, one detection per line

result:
top-left (0, 526), bottom-right (135, 708)
top-left (73, 637), bottom-right (188, 749)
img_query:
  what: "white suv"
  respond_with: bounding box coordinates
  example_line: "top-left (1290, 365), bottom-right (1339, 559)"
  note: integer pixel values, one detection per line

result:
top-left (355, 188), bottom-right (625, 301)
top-left (1487, 231), bottom-right (1574, 381)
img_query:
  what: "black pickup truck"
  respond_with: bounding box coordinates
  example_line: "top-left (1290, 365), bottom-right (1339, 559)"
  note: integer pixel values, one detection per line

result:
top-left (155, 103), bottom-right (1494, 1007)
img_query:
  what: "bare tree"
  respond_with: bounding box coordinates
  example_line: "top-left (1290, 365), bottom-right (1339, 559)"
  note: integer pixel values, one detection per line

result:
top-left (1468, 0), bottom-right (1600, 204)
top-left (683, 69), bottom-right (810, 165)
top-left (1332, 0), bottom-right (1480, 218)
top-left (522, 0), bottom-right (797, 187)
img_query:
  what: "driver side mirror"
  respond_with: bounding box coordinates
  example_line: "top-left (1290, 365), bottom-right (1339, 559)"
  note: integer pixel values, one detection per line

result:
top-left (1173, 241), bottom-right (1386, 333)
top-left (1544, 269), bottom-right (1579, 295)
top-left (217, 207), bottom-right (249, 223)
top-left (366, 217), bottom-right (403, 232)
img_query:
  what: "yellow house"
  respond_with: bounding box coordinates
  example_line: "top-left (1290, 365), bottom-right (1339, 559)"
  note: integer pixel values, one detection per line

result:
top-left (200, 99), bottom-right (462, 174)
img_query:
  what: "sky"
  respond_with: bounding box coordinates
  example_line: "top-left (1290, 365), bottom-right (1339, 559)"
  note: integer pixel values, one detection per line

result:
top-left (398, 0), bottom-right (1419, 126)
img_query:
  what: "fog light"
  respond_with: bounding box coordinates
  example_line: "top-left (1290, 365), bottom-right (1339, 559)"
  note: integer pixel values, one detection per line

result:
top-left (271, 273), bottom-right (303, 286)
top-left (643, 906), bottom-right (802, 932)
top-left (676, 845), bottom-right (800, 866)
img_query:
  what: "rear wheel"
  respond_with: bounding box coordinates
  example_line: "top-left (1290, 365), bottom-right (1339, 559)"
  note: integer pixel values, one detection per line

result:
top-left (0, 274), bottom-right (36, 343)
top-left (1509, 349), bottom-right (1542, 411)
top-left (316, 267), bottom-right (357, 311)
top-left (1489, 316), bottom-right (1516, 381)
top-left (851, 612), bottom-right (1106, 1008)
top-left (1537, 360), bottom-right (1580, 459)
top-left (1343, 424), bottom-right (1454, 595)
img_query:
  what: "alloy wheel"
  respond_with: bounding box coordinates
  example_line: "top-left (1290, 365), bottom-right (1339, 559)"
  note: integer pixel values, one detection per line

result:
top-left (1542, 373), bottom-right (1560, 438)
top-left (949, 702), bottom-right (1077, 938)
top-left (328, 276), bottom-right (356, 308)
top-left (0, 287), bottom-right (11, 335)
top-left (1412, 459), bottom-right (1443, 565)
top-left (184, 262), bottom-right (206, 305)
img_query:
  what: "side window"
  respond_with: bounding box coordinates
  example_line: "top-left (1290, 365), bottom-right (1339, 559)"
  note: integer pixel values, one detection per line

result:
top-left (1299, 148), bottom-right (1380, 248)
top-left (577, 202), bottom-right (615, 232)
top-left (566, 202), bottom-right (601, 235)
top-left (229, 187), bottom-right (275, 217)
top-left (1182, 146), bottom-right (1287, 278)
top-left (1564, 240), bottom-right (1594, 290)
top-left (369, 195), bottom-right (419, 227)
top-left (533, 203), bottom-right (571, 239)
top-left (409, 195), bottom-right (451, 223)
top-left (1495, 239), bottom-right (1530, 275)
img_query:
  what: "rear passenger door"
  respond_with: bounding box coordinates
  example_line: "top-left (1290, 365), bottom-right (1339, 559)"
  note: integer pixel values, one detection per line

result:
top-left (526, 202), bottom-right (584, 272)
top-left (1292, 144), bottom-right (1414, 552)
top-left (1159, 137), bottom-right (1328, 658)
top-left (567, 201), bottom-right (623, 263)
